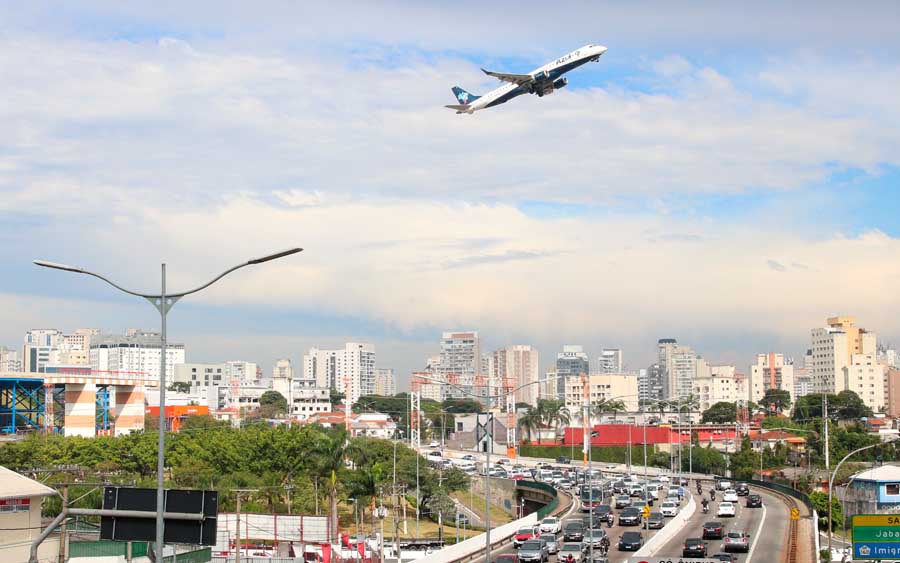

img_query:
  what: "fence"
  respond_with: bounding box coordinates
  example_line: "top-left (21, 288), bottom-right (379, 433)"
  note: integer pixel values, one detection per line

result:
top-left (69, 541), bottom-right (148, 558)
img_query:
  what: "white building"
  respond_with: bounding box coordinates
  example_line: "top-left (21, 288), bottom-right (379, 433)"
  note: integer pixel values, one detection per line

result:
top-left (693, 365), bottom-right (740, 412)
top-left (174, 362), bottom-right (228, 389)
top-left (288, 385), bottom-right (331, 419)
top-left (749, 353), bottom-right (795, 403)
top-left (0, 347), bottom-right (20, 372)
top-left (564, 373), bottom-right (639, 416)
top-left (0, 466), bottom-right (60, 563)
top-left (555, 345), bottom-right (590, 401)
top-left (845, 349), bottom-right (885, 411)
top-left (597, 348), bottom-right (623, 374)
top-left (657, 339), bottom-right (704, 400)
top-left (374, 368), bottom-right (396, 396)
top-left (492, 345), bottom-right (540, 406)
top-left (303, 343), bottom-right (375, 405)
top-left (810, 317), bottom-right (883, 410)
top-left (437, 331), bottom-right (482, 401)
top-left (90, 330), bottom-right (185, 382)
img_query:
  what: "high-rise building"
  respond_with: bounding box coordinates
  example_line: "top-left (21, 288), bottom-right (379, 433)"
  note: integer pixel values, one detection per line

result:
top-left (22, 329), bottom-right (64, 372)
top-left (492, 345), bottom-right (540, 406)
top-left (885, 369), bottom-right (900, 417)
top-left (374, 368), bottom-right (396, 396)
top-left (639, 363), bottom-right (666, 405)
top-left (564, 373), bottom-right (639, 415)
top-left (438, 331), bottom-right (482, 399)
top-left (794, 370), bottom-right (812, 400)
top-left (749, 353), bottom-right (795, 403)
top-left (555, 345), bottom-right (590, 400)
top-left (174, 362), bottom-right (228, 388)
top-left (302, 343), bottom-right (376, 405)
top-left (597, 348), bottom-right (623, 374)
top-left (89, 330), bottom-right (185, 382)
top-left (272, 359), bottom-right (294, 400)
top-left (693, 365), bottom-right (740, 411)
top-left (811, 317), bottom-right (874, 394)
top-left (0, 347), bottom-right (21, 372)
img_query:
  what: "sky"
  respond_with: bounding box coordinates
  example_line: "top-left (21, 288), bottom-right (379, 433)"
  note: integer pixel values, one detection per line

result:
top-left (2, 1), bottom-right (899, 386)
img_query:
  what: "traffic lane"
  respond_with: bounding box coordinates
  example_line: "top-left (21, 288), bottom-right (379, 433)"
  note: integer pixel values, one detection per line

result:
top-left (653, 488), bottom-right (788, 562)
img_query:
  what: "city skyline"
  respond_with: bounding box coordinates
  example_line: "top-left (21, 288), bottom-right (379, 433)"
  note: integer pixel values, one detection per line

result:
top-left (3, 2), bottom-right (899, 391)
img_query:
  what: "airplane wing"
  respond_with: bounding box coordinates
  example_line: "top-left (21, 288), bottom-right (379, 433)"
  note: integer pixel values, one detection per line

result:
top-left (481, 68), bottom-right (535, 86)
top-left (444, 104), bottom-right (472, 114)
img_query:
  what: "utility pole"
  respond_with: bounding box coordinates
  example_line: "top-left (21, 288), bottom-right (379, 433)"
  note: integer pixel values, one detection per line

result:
top-left (58, 485), bottom-right (68, 563)
top-left (234, 489), bottom-right (258, 563)
top-left (823, 394), bottom-right (831, 473)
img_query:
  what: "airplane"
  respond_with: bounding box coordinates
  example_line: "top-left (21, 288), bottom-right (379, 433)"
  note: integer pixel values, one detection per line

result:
top-left (445, 44), bottom-right (607, 114)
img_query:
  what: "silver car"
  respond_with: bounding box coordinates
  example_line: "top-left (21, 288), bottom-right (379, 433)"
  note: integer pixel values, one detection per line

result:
top-left (518, 539), bottom-right (549, 563)
top-left (581, 528), bottom-right (607, 550)
top-left (540, 533), bottom-right (559, 554)
top-left (558, 543), bottom-right (586, 563)
top-left (723, 531), bottom-right (750, 553)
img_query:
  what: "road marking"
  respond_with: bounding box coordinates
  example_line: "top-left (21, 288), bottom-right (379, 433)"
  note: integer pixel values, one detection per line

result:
top-left (745, 497), bottom-right (768, 563)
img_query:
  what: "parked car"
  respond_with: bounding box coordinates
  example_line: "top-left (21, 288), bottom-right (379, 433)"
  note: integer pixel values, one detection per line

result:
top-left (518, 539), bottom-right (549, 563)
top-left (702, 521), bottom-right (724, 539)
top-left (647, 512), bottom-right (665, 529)
top-left (514, 526), bottom-right (540, 548)
top-left (617, 531), bottom-right (643, 551)
top-left (558, 543), bottom-right (585, 563)
top-left (736, 483), bottom-right (750, 496)
top-left (557, 455), bottom-right (572, 464)
top-left (746, 494), bottom-right (763, 508)
top-left (618, 507), bottom-right (642, 526)
top-left (717, 502), bottom-right (736, 518)
top-left (614, 495), bottom-right (632, 509)
top-left (540, 534), bottom-right (559, 555)
top-left (682, 538), bottom-right (708, 558)
top-left (564, 521), bottom-right (585, 542)
top-left (660, 501), bottom-right (679, 517)
top-left (540, 517), bottom-right (562, 535)
top-left (723, 489), bottom-right (739, 503)
top-left (723, 531), bottom-right (750, 553)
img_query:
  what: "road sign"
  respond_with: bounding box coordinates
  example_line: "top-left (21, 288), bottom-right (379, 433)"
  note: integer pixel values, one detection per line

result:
top-left (641, 505), bottom-right (651, 518)
top-left (628, 558), bottom-right (720, 563)
top-left (852, 514), bottom-right (900, 560)
top-left (790, 507), bottom-right (800, 520)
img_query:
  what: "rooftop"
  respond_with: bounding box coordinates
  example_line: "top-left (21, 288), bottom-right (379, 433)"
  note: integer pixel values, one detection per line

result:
top-left (853, 465), bottom-right (900, 482)
top-left (0, 466), bottom-right (57, 499)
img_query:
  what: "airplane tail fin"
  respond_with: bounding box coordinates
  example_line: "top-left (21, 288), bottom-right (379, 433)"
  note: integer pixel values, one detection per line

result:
top-left (451, 86), bottom-right (480, 105)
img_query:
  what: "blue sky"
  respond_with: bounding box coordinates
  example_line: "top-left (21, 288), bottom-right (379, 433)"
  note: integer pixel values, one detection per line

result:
top-left (1, 1), bottom-right (899, 383)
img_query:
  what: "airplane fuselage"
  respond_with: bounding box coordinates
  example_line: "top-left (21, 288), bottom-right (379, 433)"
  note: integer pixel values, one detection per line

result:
top-left (455, 44), bottom-right (607, 113)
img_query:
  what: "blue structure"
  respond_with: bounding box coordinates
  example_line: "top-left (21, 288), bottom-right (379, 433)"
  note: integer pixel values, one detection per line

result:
top-left (0, 377), bottom-right (46, 435)
top-left (96, 386), bottom-right (111, 433)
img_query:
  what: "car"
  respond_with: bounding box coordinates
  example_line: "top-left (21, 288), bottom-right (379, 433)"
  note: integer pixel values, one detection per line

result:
top-left (682, 538), bottom-right (708, 558)
top-left (646, 484), bottom-right (660, 499)
top-left (618, 507), bottom-right (642, 526)
top-left (657, 474), bottom-right (670, 483)
top-left (736, 482), bottom-right (750, 496)
top-left (514, 526), bottom-right (539, 548)
top-left (462, 454), bottom-right (475, 461)
top-left (716, 480), bottom-right (732, 491)
top-left (711, 553), bottom-right (736, 562)
top-left (660, 501), bottom-right (679, 517)
top-left (723, 489), bottom-right (739, 503)
top-left (581, 515), bottom-right (602, 529)
top-left (559, 479), bottom-right (575, 490)
top-left (557, 455), bottom-right (572, 464)
top-left (617, 531), bottom-right (643, 551)
top-left (495, 555), bottom-right (519, 563)
top-left (702, 521), bottom-right (724, 539)
top-left (612, 481), bottom-right (628, 495)
top-left (628, 485), bottom-right (644, 497)
top-left (540, 517), bottom-right (561, 535)
top-left (428, 440), bottom-right (440, 448)
top-left (582, 528), bottom-right (608, 550)
top-left (723, 531), bottom-right (750, 553)
top-left (614, 495), bottom-right (631, 509)
top-left (631, 500), bottom-right (650, 513)
top-left (647, 512), bottom-right (665, 529)
top-left (564, 521), bottom-right (585, 542)
top-left (604, 463), bottom-right (617, 469)
top-left (535, 461), bottom-right (550, 469)
top-left (540, 534), bottom-right (559, 554)
top-left (592, 504), bottom-right (614, 519)
top-left (558, 543), bottom-right (585, 563)
top-left (746, 494), bottom-right (762, 508)
top-left (426, 450), bottom-right (442, 460)
top-left (518, 539), bottom-right (549, 563)
top-left (495, 458), bottom-right (510, 466)
top-left (717, 502), bottom-right (736, 517)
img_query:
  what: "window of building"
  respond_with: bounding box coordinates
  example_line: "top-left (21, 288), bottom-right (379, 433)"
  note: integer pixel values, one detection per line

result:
top-left (886, 483), bottom-right (900, 496)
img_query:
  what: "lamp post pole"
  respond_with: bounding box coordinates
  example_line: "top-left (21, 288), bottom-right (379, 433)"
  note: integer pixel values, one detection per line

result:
top-left (33, 249), bottom-right (303, 559)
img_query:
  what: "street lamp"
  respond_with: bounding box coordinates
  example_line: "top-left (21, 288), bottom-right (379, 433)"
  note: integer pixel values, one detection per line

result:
top-left (34, 248), bottom-right (303, 558)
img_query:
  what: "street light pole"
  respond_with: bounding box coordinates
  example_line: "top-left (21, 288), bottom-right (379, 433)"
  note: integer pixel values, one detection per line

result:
top-left (34, 248), bottom-right (303, 559)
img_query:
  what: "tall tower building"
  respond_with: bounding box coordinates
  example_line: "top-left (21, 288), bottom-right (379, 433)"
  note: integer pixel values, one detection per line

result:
top-left (374, 368), bottom-right (396, 396)
top-left (89, 330), bottom-right (185, 382)
top-left (556, 345), bottom-right (590, 401)
top-left (492, 345), bottom-right (540, 406)
top-left (437, 331), bottom-right (482, 400)
top-left (302, 343), bottom-right (376, 406)
top-left (597, 348), bottom-right (623, 374)
top-left (657, 339), bottom-right (702, 400)
top-left (810, 316), bottom-right (883, 410)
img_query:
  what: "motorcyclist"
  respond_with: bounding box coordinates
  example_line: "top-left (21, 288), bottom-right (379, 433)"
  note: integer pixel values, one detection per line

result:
top-left (701, 498), bottom-right (709, 513)
top-left (696, 481), bottom-right (702, 494)
top-left (600, 536), bottom-right (610, 555)
top-left (565, 553), bottom-right (576, 563)
top-left (710, 489), bottom-right (716, 501)
top-left (607, 513), bottom-right (614, 528)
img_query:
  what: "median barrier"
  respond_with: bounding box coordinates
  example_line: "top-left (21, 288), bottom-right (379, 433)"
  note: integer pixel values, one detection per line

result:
top-left (633, 492), bottom-right (696, 557)
top-left (411, 513), bottom-right (538, 563)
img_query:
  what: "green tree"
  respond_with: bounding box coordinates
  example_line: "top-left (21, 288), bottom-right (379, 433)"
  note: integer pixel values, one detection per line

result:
top-left (425, 492), bottom-right (457, 540)
top-left (761, 389), bottom-right (792, 414)
top-left (259, 390), bottom-right (288, 414)
top-left (810, 491), bottom-right (842, 531)
top-left (702, 402), bottom-right (737, 424)
top-left (442, 398), bottom-right (482, 413)
top-left (311, 429), bottom-right (349, 542)
top-left (517, 407), bottom-right (541, 442)
top-left (168, 381), bottom-right (192, 393)
top-left (592, 398), bottom-right (627, 421)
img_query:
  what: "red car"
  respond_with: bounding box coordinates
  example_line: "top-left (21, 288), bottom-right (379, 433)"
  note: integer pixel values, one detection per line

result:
top-left (513, 526), bottom-right (539, 548)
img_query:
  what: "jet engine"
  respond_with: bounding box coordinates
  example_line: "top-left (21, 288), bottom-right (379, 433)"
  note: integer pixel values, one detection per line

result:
top-left (552, 77), bottom-right (568, 90)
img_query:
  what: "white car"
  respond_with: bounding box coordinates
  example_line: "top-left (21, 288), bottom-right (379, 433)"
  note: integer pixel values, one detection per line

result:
top-left (660, 501), bottom-right (679, 517)
top-left (429, 440), bottom-right (440, 448)
top-left (658, 474), bottom-right (670, 483)
top-left (539, 517), bottom-right (561, 534)
top-left (426, 450), bottom-right (442, 460)
top-left (723, 489), bottom-right (739, 503)
top-left (717, 502), bottom-right (736, 517)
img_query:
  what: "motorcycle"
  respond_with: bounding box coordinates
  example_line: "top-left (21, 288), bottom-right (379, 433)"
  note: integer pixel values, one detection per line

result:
top-left (702, 503), bottom-right (709, 514)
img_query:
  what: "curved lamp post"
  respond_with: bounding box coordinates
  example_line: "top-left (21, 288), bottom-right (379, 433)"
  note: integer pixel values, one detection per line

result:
top-left (34, 248), bottom-right (303, 559)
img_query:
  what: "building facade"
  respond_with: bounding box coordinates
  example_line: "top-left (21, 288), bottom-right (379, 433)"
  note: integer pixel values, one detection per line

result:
top-left (492, 345), bottom-right (540, 406)
top-left (555, 345), bottom-right (590, 401)
top-left (563, 373), bottom-right (639, 415)
top-left (374, 368), bottom-right (396, 396)
top-left (810, 316), bottom-right (883, 410)
top-left (749, 353), bottom-right (795, 403)
top-left (597, 348), bottom-right (623, 374)
top-left (89, 330), bottom-right (185, 382)
top-left (303, 343), bottom-right (376, 405)
top-left (639, 363), bottom-right (666, 404)
top-left (693, 365), bottom-right (740, 412)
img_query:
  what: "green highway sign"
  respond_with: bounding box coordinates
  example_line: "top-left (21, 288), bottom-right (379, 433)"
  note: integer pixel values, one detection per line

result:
top-left (852, 514), bottom-right (900, 560)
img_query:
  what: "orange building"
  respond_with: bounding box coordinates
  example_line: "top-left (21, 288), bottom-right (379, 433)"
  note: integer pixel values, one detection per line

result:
top-left (145, 405), bottom-right (210, 432)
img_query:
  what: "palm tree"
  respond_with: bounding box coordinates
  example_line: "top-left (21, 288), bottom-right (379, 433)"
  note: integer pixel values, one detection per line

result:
top-left (312, 429), bottom-right (349, 543)
top-left (592, 398), bottom-right (626, 422)
top-left (517, 407), bottom-right (541, 443)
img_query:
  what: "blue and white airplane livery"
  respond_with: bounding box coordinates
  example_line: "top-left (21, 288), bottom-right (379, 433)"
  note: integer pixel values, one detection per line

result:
top-left (445, 44), bottom-right (607, 114)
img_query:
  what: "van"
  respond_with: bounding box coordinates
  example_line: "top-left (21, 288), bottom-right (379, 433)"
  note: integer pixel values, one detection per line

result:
top-left (539, 469), bottom-right (554, 482)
